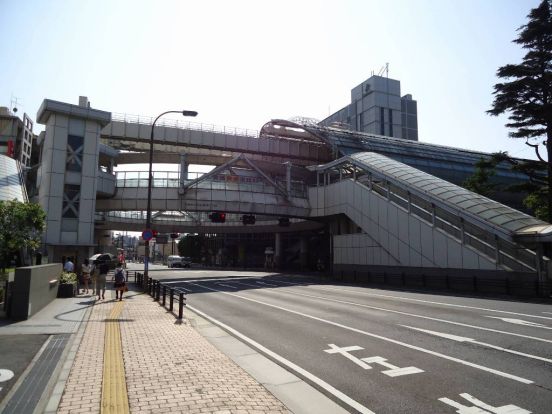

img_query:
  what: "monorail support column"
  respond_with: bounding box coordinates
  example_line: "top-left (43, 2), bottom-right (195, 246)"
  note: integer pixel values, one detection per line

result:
top-left (274, 232), bottom-right (282, 269)
top-left (180, 153), bottom-right (188, 188)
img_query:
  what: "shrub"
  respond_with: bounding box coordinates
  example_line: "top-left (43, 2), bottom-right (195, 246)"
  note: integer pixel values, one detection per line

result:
top-left (59, 272), bottom-right (77, 284)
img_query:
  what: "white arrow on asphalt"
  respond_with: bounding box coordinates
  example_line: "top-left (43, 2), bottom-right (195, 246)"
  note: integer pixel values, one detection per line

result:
top-left (485, 316), bottom-right (552, 330)
top-left (400, 325), bottom-right (552, 364)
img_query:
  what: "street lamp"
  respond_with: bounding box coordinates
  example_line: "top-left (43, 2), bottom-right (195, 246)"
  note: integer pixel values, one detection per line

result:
top-left (144, 110), bottom-right (198, 278)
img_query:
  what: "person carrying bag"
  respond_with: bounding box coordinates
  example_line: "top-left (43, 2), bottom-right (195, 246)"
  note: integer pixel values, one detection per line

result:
top-left (113, 262), bottom-right (126, 301)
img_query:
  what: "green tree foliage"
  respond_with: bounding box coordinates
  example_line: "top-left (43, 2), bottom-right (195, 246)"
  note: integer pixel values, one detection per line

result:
top-left (0, 200), bottom-right (46, 267)
top-left (463, 157), bottom-right (497, 197)
top-left (488, 0), bottom-right (552, 221)
top-left (490, 151), bottom-right (549, 220)
top-left (177, 234), bottom-right (204, 261)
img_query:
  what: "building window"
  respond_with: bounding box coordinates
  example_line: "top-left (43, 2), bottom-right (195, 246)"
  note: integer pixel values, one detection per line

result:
top-left (66, 135), bottom-right (84, 172)
top-left (380, 107), bottom-right (385, 135)
top-left (62, 184), bottom-right (80, 218)
top-left (389, 109), bottom-right (393, 137)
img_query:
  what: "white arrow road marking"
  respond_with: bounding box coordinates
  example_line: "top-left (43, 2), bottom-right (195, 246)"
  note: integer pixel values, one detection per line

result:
top-left (270, 288), bottom-right (552, 344)
top-left (360, 356), bottom-right (424, 377)
top-left (485, 317), bottom-right (552, 330)
top-left (400, 325), bottom-right (552, 364)
top-left (324, 344), bottom-right (373, 369)
top-left (439, 393), bottom-right (531, 413)
top-left (188, 282), bottom-right (534, 384)
top-left (188, 306), bottom-right (376, 414)
top-left (0, 369), bottom-right (14, 392)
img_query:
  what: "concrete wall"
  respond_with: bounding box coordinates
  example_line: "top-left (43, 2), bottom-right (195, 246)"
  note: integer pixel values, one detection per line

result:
top-left (10, 263), bottom-right (62, 321)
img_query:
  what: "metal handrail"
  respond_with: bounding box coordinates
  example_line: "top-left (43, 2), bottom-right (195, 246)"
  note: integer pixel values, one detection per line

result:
top-left (334, 175), bottom-right (539, 272)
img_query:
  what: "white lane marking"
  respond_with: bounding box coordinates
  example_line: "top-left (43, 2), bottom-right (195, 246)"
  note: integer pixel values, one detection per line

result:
top-left (360, 356), bottom-right (424, 377)
top-left (439, 393), bottom-right (531, 414)
top-left (188, 282), bottom-right (534, 384)
top-left (324, 344), bottom-right (373, 369)
top-left (270, 288), bottom-right (552, 344)
top-left (400, 325), bottom-right (552, 364)
top-left (485, 317), bottom-right (552, 330)
top-left (272, 280), bottom-right (552, 321)
top-left (187, 305), bottom-right (375, 414)
top-left (256, 281), bottom-right (278, 287)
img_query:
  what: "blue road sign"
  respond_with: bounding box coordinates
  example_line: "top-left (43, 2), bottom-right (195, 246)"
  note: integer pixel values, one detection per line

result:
top-left (142, 229), bottom-right (153, 241)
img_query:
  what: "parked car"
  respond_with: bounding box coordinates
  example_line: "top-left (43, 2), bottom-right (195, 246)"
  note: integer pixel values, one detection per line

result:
top-left (168, 255), bottom-right (183, 268)
top-left (89, 253), bottom-right (118, 270)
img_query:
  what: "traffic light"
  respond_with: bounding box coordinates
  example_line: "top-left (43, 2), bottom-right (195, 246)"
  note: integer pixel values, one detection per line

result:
top-left (209, 212), bottom-right (226, 223)
top-left (241, 214), bottom-right (256, 225)
top-left (278, 217), bottom-right (290, 227)
top-left (170, 233), bottom-right (179, 239)
top-left (152, 230), bottom-right (159, 238)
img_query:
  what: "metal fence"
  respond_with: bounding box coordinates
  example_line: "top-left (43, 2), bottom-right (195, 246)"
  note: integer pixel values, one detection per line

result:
top-left (134, 272), bottom-right (187, 321)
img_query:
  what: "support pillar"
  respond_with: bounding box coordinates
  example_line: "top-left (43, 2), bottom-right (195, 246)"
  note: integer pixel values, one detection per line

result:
top-left (284, 161), bottom-right (292, 196)
top-left (180, 153), bottom-right (188, 188)
top-left (274, 232), bottom-right (282, 269)
top-left (300, 236), bottom-right (308, 271)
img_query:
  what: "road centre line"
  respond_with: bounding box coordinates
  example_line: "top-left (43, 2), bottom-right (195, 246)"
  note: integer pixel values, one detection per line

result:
top-left (186, 304), bottom-right (375, 414)
top-left (270, 279), bottom-right (552, 321)
top-left (249, 286), bottom-right (552, 345)
top-left (188, 282), bottom-right (534, 385)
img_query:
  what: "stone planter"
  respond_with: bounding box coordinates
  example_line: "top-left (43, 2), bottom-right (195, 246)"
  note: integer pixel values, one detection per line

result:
top-left (57, 282), bottom-right (76, 298)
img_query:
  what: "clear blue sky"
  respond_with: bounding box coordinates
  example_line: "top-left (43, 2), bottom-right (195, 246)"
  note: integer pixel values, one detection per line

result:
top-left (0, 0), bottom-right (542, 159)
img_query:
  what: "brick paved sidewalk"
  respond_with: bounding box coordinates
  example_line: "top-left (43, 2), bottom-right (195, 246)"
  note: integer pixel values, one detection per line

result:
top-left (57, 288), bottom-right (291, 414)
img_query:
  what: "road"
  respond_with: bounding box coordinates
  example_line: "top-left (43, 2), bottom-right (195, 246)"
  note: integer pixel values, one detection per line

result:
top-left (131, 266), bottom-right (552, 413)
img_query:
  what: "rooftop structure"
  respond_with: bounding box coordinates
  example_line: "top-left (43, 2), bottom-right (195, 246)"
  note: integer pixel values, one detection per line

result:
top-left (319, 75), bottom-right (418, 141)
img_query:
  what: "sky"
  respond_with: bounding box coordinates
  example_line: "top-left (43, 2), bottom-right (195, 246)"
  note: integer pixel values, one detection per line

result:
top-left (0, 0), bottom-right (544, 161)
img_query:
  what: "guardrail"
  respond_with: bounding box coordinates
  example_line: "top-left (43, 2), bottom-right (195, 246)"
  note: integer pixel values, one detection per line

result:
top-left (111, 112), bottom-right (259, 138)
top-left (135, 272), bottom-right (186, 321)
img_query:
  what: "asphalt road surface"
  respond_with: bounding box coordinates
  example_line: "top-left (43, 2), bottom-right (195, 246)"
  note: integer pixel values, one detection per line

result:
top-left (140, 267), bottom-right (552, 414)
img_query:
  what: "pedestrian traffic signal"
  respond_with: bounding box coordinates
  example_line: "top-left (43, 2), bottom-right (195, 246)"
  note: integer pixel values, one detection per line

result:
top-left (278, 217), bottom-right (290, 227)
top-left (209, 212), bottom-right (226, 223)
top-left (241, 214), bottom-right (255, 225)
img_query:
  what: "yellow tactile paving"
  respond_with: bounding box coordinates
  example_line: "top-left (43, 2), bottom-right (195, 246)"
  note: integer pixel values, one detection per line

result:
top-left (101, 301), bottom-right (130, 414)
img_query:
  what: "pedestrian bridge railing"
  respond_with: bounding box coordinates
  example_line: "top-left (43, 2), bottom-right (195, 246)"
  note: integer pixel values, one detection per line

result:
top-left (115, 171), bottom-right (308, 198)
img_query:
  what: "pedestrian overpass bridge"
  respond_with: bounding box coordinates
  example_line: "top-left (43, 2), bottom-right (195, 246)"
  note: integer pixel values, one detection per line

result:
top-left (95, 147), bottom-right (551, 277)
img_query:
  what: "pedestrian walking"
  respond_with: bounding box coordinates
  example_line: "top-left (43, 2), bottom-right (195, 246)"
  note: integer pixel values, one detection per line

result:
top-left (113, 262), bottom-right (126, 301)
top-left (81, 258), bottom-right (93, 294)
top-left (96, 262), bottom-right (109, 300)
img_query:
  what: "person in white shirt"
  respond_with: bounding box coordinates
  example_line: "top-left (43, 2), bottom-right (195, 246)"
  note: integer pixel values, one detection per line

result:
top-left (64, 258), bottom-right (74, 272)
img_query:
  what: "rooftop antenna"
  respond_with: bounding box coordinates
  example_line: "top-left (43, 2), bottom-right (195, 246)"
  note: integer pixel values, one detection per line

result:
top-left (377, 63), bottom-right (389, 78)
top-left (10, 94), bottom-right (20, 114)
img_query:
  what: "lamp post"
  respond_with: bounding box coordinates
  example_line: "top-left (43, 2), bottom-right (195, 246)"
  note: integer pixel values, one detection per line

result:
top-left (144, 110), bottom-right (198, 278)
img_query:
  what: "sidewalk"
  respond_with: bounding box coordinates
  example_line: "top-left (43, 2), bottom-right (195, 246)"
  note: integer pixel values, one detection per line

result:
top-left (54, 287), bottom-right (292, 414)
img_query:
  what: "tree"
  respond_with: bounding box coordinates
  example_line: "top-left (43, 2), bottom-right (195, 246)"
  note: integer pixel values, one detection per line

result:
top-left (488, 0), bottom-right (552, 221)
top-left (178, 234), bottom-right (204, 261)
top-left (0, 200), bottom-right (46, 269)
top-left (463, 157), bottom-right (497, 197)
